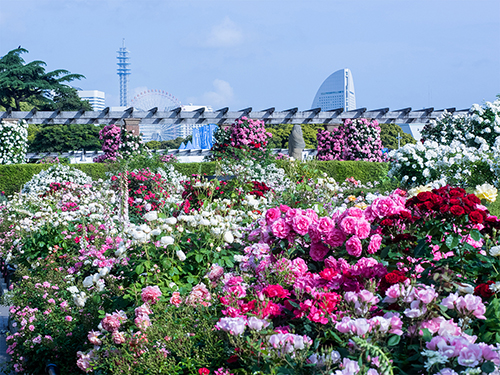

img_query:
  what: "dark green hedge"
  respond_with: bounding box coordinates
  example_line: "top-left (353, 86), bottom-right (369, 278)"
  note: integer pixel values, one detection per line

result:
top-left (0, 160), bottom-right (388, 197)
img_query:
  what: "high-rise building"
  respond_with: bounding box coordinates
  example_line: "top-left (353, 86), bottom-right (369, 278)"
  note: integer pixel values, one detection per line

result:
top-left (77, 90), bottom-right (106, 111)
top-left (311, 68), bottom-right (356, 111)
top-left (117, 40), bottom-right (131, 107)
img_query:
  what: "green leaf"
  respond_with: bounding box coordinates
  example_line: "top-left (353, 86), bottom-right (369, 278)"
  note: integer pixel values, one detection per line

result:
top-left (135, 264), bottom-right (145, 274)
top-left (445, 235), bottom-right (459, 249)
top-left (380, 246), bottom-right (390, 259)
top-left (387, 334), bottom-right (401, 346)
top-left (482, 361), bottom-right (496, 374)
top-left (413, 239), bottom-right (428, 257)
top-left (422, 328), bottom-right (432, 342)
top-left (470, 229), bottom-right (481, 242)
top-left (195, 254), bottom-right (203, 263)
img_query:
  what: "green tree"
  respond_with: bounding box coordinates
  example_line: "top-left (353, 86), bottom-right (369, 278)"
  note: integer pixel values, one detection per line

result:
top-left (0, 48), bottom-right (86, 111)
top-left (29, 124), bottom-right (103, 152)
top-left (266, 124), bottom-right (319, 149)
top-left (379, 123), bottom-right (416, 150)
top-left (37, 87), bottom-right (93, 111)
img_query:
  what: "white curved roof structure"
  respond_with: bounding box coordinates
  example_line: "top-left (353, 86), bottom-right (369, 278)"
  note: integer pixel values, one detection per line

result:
top-left (312, 68), bottom-right (356, 111)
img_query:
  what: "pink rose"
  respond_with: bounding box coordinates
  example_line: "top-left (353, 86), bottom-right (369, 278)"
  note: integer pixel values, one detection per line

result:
top-left (141, 285), bottom-right (162, 304)
top-left (101, 315), bottom-right (121, 332)
top-left (355, 218), bottom-right (371, 239)
top-left (112, 331), bottom-right (126, 345)
top-left (317, 217), bottom-right (335, 235)
top-left (325, 228), bottom-right (346, 248)
top-left (291, 258), bottom-right (308, 277)
top-left (310, 243), bottom-right (329, 262)
top-left (265, 207), bottom-right (281, 225)
top-left (170, 292), bottom-right (182, 307)
top-left (369, 197), bottom-right (398, 219)
top-left (367, 234), bottom-right (382, 254)
top-left (292, 214), bottom-right (312, 236)
top-left (271, 218), bottom-right (290, 239)
top-left (457, 344), bottom-right (482, 367)
top-left (346, 236), bottom-right (363, 257)
top-left (339, 216), bottom-right (357, 235)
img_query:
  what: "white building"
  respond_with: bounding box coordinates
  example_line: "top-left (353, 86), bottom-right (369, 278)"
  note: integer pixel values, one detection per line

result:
top-left (179, 105), bottom-right (213, 138)
top-left (77, 90), bottom-right (106, 111)
top-left (312, 69), bottom-right (356, 111)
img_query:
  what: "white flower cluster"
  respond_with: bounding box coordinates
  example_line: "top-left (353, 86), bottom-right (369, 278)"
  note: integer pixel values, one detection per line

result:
top-left (21, 164), bottom-right (92, 195)
top-left (0, 120), bottom-right (28, 164)
top-left (156, 164), bottom-right (188, 195)
top-left (220, 159), bottom-right (291, 192)
top-left (388, 139), bottom-right (498, 187)
top-left (422, 98), bottom-right (500, 149)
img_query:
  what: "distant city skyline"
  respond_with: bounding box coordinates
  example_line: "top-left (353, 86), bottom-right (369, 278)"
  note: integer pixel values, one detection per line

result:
top-left (1, 0), bottom-right (499, 111)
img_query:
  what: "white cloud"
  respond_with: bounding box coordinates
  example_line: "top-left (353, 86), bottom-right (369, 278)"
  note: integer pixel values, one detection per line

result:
top-left (205, 17), bottom-right (243, 48)
top-left (188, 79), bottom-right (235, 108)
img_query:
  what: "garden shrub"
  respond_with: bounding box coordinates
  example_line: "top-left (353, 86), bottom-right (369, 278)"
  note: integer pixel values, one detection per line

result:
top-left (379, 123), bottom-right (416, 149)
top-left (0, 119), bottom-right (28, 164)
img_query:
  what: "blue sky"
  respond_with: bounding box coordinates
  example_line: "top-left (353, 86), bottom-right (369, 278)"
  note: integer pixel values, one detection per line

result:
top-left (1, 0), bottom-right (499, 111)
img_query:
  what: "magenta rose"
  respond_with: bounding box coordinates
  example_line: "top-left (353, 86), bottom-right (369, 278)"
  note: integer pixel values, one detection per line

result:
top-left (265, 207), bottom-right (282, 225)
top-left (308, 224), bottom-right (322, 243)
top-left (292, 214), bottom-right (312, 236)
top-left (271, 218), bottom-right (290, 239)
top-left (346, 236), bottom-right (363, 257)
top-left (325, 228), bottom-right (346, 248)
top-left (370, 197), bottom-right (397, 219)
top-left (367, 234), bottom-right (382, 254)
top-left (310, 243), bottom-right (330, 262)
top-left (317, 217), bottom-right (335, 235)
top-left (355, 218), bottom-right (371, 239)
top-left (339, 216), bottom-right (358, 235)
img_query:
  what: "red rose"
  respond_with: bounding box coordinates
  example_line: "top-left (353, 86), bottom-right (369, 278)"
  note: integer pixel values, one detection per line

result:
top-left (440, 205), bottom-right (450, 214)
top-left (469, 210), bottom-right (484, 224)
top-left (384, 271), bottom-right (402, 284)
top-left (320, 268), bottom-right (338, 281)
top-left (474, 281), bottom-right (494, 299)
top-left (198, 368), bottom-right (210, 375)
top-left (467, 194), bottom-right (481, 205)
top-left (417, 191), bottom-right (433, 202)
top-left (449, 188), bottom-right (466, 197)
top-left (450, 198), bottom-right (462, 206)
top-left (450, 205), bottom-right (465, 216)
top-left (424, 201), bottom-right (435, 211)
top-left (430, 194), bottom-right (444, 206)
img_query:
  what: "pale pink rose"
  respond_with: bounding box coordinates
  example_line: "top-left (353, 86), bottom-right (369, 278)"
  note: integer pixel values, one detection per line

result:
top-left (170, 292), bottom-right (182, 307)
top-left (438, 320), bottom-right (461, 336)
top-left (404, 300), bottom-right (426, 318)
top-left (335, 317), bottom-right (353, 333)
top-left (65, 315), bottom-right (73, 322)
top-left (207, 264), bottom-right (224, 281)
top-left (441, 292), bottom-right (459, 309)
top-left (317, 217), bottom-right (335, 235)
top-left (141, 286), bottom-right (162, 304)
top-left (134, 314), bottom-right (151, 330)
top-left (384, 284), bottom-right (403, 303)
top-left (101, 314), bottom-right (121, 332)
top-left (387, 315), bottom-right (403, 335)
top-left (247, 317), bottom-right (270, 331)
top-left (456, 294), bottom-right (486, 319)
top-left (415, 286), bottom-right (438, 304)
top-left (344, 291), bottom-right (358, 304)
top-left (271, 218), bottom-right (290, 239)
top-left (135, 304), bottom-right (152, 317)
top-left (292, 214), bottom-right (312, 236)
top-left (87, 330), bottom-right (102, 345)
top-left (457, 344), bottom-right (482, 367)
top-left (477, 342), bottom-right (500, 364)
top-left (265, 207), bottom-right (281, 224)
top-left (350, 318), bottom-right (371, 336)
top-left (355, 219), bottom-right (371, 239)
top-left (325, 228), bottom-right (346, 248)
top-left (112, 331), bottom-right (126, 344)
top-left (358, 290), bottom-right (379, 304)
top-left (367, 234), bottom-right (382, 254)
top-left (309, 243), bottom-right (329, 262)
top-left (345, 236), bottom-right (363, 257)
top-left (426, 335), bottom-right (448, 350)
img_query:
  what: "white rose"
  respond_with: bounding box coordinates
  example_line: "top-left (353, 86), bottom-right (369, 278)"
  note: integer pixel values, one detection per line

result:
top-left (165, 217), bottom-right (177, 225)
top-left (160, 236), bottom-right (175, 246)
top-left (82, 276), bottom-right (94, 288)
top-left (143, 211), bottom-right (158, 221)
top-left (223, 231), bottom-right (234, 244)
top-left (176, 250), bottom-right (186, 261)
top-left (489, 246), bottom-right (500, 257)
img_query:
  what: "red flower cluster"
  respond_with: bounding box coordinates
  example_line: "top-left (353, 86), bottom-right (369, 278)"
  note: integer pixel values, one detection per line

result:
top-left (180, 179), bottom-right (229, 213)
top-left (406, 185), bottom-right (487, 224)
top-left (247, 181), bottom-right (271, 198)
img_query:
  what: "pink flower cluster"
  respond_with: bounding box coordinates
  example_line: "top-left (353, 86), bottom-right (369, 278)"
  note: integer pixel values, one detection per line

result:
top-left (101, 310), bottom-right (127, 332)
top-left (317, 118), bottom-right (384, 162)
top-left (94, 124), bottom-right (121, 163)
top-left (335, 314), bottom-right (403, 337)
top-left (141, 285), bottom-right (162, 304)
top-left (441, 293), bottom-right (487, 320)
top-left (229, 117), bottom-right (272, 150)
top-left (267, 332), bottom-right (313, 357)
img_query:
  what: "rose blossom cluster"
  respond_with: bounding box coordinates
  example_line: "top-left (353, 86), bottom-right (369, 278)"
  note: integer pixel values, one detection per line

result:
top-left (229, 117), bottom-right (272, 150)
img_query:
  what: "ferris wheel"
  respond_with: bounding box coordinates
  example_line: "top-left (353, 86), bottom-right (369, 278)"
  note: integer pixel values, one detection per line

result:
top-left (130, 89), bottom-right (181, 111)
top-left (130, 89), bottom-right (184, 141)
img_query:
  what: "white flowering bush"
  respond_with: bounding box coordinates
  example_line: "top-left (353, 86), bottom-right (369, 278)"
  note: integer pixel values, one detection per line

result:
top-left (421, 98), bottom-right (500, 149)
top-left (21, 164), bottom-right (92, 195)
top-left (388, 140), bottom-right (496, 187)
top-left (0, 119), bottom-right (28, 164)
top-left (220, 159), bottom-right (290, 192)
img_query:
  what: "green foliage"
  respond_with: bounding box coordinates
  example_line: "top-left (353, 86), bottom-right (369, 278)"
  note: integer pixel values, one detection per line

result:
top-left (0, 48), bottom-right (85, 111)
top-left (379, 123), bottom-right (416, 150)
top-left (173, 162), bottom-right (217, 177)
top-left (0, 163), bottom-right (109, 196)
top-left (29, 124), bottom-right (103, 153)
top-left (37, 87), bottom-right (93, 111)
top-left (27, 123), bottom-right (41, 145)
top-left (145, 136), bottom-right (193, 150)
top-left (266, 124), bottom-right (319, 149)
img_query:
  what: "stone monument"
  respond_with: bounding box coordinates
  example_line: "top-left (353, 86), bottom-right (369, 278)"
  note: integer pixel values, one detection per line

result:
top-left (288, 124), bottom-right (306, 160)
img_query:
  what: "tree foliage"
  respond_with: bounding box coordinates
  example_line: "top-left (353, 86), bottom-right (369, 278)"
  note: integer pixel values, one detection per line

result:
top-left (0, 48), bottom-right (87, 111)
top-left (266, 124), bottom-right (320, 149)
top-left (379, 123), bottom-right (416, 150)
top-left (145, 136), bottom-right (193, 150)
top-left (29, 124), bottom-right (103, 153)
